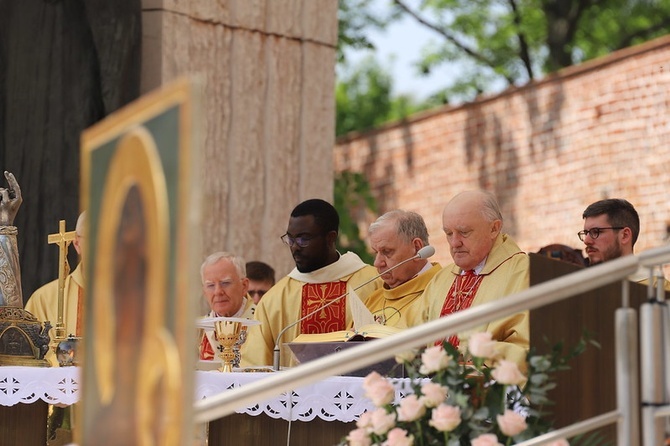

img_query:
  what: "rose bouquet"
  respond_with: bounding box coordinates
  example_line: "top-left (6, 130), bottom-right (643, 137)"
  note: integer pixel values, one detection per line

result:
top-left (342, 332), bottom-right (595, 446)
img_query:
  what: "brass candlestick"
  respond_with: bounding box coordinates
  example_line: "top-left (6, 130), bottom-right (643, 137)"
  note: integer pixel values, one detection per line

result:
top-left (214, 320), bottom-right (242, 373)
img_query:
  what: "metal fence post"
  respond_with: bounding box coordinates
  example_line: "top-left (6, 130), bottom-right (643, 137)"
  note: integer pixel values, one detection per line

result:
top-left (640, 290), bottom-right (667, 445)
top-left (616, 305), bottom-right (639, 445)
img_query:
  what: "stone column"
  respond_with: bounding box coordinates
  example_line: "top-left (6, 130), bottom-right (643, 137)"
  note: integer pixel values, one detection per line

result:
top-left (141, 0), bottom-right (337, 276)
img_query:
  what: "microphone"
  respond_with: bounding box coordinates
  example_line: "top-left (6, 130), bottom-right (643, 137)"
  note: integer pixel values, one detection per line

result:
top-left (272, 245), bottom-right (435, 370)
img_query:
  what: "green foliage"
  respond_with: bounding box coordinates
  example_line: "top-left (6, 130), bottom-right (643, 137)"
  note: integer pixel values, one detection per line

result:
top-left (338, 0), bottom-right (392, 63)
top-left (573, 0), bottom-right (670, 64)
top-left (334, 171), bottom-right (377, 263)
top-left (336, 57), bottom-right (426, 136)
top-left (337, 0), bottom-right (670, 106)
top-left (336, 57), bottom-right (393, 136)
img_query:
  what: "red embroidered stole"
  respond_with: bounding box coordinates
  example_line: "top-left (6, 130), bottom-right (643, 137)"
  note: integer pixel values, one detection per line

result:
top-left (439, 270), bottom-right (483, 348)
top-left (199, 334), bottom-right (215, 360)
top-left (300, 281), bottom-right (348, 334)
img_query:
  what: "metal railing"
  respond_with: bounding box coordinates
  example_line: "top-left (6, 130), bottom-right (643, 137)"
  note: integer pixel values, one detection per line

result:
top-left (193, 244), bottom-right (670, 445)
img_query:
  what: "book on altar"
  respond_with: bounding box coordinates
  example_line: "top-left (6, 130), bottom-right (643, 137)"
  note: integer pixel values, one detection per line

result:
top-left (291, 323), bottom-right (402, 343)
top-left (286, 288), bottom-right (405, 376)
top-left (287, 324), bottom-right (405, 377)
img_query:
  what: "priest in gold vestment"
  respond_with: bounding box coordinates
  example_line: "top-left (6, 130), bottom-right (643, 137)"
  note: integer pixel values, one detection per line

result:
top-left (198, 251), bottom-right (256, 361)
top-left (414, 191), bottom-right (529, 370)
top-left (364, 210), bottom-right (441, 328)
top-left (241, 199), bottom-right (380, 368)
top-left (25, 212), bottom-right (86, 367)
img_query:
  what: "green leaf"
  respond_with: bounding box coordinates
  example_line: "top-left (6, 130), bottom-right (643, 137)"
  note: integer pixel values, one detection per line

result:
top-left (337, 0), bottom-right (670, 109)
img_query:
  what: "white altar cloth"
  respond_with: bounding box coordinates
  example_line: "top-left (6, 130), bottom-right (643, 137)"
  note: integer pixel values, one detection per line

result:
top-left (0, 366), bottom-right (79, 406)
top-left (195, 371), bottom-right (390, 423)
top-left (0, 367), bottom-right (409, 423)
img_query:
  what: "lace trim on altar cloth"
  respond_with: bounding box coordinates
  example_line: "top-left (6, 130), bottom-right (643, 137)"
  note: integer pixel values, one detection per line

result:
top-left (195, 371), bottom-right (413, 422)
top-left (0, 367), bottom-right (412, 423)
top-left (0, 367), bottom-right (80, 406)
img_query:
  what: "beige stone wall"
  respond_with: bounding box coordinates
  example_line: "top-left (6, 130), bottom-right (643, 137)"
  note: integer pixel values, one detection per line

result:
top-left (141, 0), bottom-right (337, 277)
top-left (335, 36), bottom-right (670, 268)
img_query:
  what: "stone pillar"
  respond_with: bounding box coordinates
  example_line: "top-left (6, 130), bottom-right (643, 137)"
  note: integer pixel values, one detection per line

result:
top-left (141, 1), bottom-right (337, 276)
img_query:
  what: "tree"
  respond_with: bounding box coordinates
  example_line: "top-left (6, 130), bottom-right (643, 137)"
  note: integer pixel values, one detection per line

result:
top-left (337, 56), bottom-right (430, 136)
top-left (334, 171), bottom-right (378, 263)
top-left (338, 0), bottom-right (390, 63)
top-left (338, 0), bottom-right (670, 102)
top-left (336, 57), bottom-right (393, 136)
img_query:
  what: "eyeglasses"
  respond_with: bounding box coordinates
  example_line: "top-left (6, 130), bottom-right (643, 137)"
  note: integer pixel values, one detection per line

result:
top-left (281, 233), bottom-right (317, 248)
top-left (248, 290), bottom-right (267, 298)
top-left (577, 227), bottom-right (624, 241)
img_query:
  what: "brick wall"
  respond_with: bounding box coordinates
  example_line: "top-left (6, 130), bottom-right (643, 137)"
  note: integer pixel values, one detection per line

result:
top-left (334, 36), bottom-right (670, 268)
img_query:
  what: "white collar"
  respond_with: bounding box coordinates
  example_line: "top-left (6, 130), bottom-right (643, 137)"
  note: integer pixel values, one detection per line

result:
top-left (461, 257), bottom-right (487, 275)
top-left (288, 251), bottom-right (367, 284)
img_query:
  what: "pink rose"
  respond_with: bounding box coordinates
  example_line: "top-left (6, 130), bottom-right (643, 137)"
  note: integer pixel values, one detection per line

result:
top-left (397, 394), bottom-right (426, 422)
top-left (363, 371), bottom-right (385, 388)
top-left (420, 381), bottom-right (448, 407)
top-left (382, 428), bottom-right (414, 446)
top-left (471, 433), bottom-right (503, 446)
top-left (420, 345), bottom-right (451, 374)
top-left (356, 411), bottom-right (372, 429)
top-left (496, 409), bottom-right (528, 436)
top-left (370, 408), bottom-right (396, 435)
top-left (428, 404), bottom-right (461, 432)
top-left (491, 360), bottom-right (526, 385)
top-left (346, 427), bottom-right (372, 446)
top-left (468, 332), bottom-right (497, 359)
top-left (363, 371), bottom-right (395, 407)
top-left (546, 439), bottom-right (570, 446)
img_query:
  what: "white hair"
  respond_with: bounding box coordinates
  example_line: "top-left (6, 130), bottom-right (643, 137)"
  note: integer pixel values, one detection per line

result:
top-left (200, 251), bottom-right (246, 283)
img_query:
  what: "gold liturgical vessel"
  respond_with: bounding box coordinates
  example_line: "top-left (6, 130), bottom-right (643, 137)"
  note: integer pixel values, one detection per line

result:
top-left (196, 316), bottom-right (260, 371)
top-left (214, 320), bottom-right (242, 373)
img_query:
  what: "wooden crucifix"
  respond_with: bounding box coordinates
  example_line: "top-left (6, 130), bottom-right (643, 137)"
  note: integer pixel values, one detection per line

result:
top-left (47, 219), bottom-right (76, 341)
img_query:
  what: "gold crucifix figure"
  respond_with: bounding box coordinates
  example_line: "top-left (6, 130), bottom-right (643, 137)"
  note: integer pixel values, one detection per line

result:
top-left (47, 220), bottom-right (76, 342)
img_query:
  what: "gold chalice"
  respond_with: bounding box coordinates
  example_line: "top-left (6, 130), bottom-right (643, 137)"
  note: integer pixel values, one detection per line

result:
top-left (214, 320), bottom-right (243, 373)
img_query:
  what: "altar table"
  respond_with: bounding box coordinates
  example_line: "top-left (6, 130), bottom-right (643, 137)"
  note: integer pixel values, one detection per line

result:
top-left (196, 371), bottom-right (404, 445)
top-left (0, 367), bottom-right (409, 445)
top-left (0, 367), bottom-right (79, 407)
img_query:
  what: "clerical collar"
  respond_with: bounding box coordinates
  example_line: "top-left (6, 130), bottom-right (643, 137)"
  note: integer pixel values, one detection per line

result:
top-left (414, 261), bottom-right (433, 277)
top-left (288, 251), bottom-right (367, 284)
top-left (461, 257), bottom-right (487, 275)
top-left (383, 261), bottom-right (433, 290)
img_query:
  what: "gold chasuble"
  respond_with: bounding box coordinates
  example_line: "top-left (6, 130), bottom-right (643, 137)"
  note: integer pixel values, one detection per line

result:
top-left (417, 234), bottom-right (530, 370)
top-left (364, 262), bottom-right (441, 328)
top-left (25, 264), bottom-right (85, 366)
top-left (241, 252), bottom-right (381, 368)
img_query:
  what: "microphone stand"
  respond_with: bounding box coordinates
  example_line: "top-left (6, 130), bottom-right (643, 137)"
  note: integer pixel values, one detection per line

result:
top-left (272, 245), bottom-right (435, 370)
